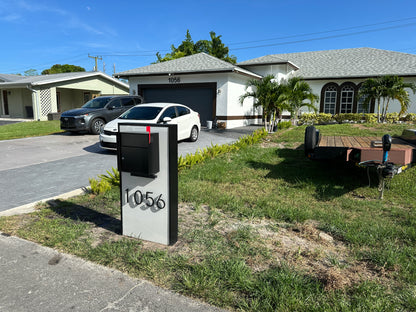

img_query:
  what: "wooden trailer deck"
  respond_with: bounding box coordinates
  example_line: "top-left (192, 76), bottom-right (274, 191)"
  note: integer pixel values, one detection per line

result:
top-left (319, 136), bottom-right (413, 149)
top-left (317, 135), bottom-right (416, 165)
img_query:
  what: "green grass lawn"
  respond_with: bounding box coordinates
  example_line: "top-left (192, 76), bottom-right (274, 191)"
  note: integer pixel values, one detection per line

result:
top-left (1, 123), bottom-right (415, 311)
top-left (0, 120), bottom-right (63, 140)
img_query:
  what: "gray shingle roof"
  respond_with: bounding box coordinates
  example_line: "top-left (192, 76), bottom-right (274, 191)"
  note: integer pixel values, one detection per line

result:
top-left (0, 73), bottom-right (25, 82)
top-left (115, 52), bottom-right (261, 78)
top-left (0, 71), bottom-right (128, 88)
top-left (238, 48), bottom-right (416, 79)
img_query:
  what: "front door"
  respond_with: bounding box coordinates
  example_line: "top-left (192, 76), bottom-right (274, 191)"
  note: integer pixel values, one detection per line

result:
top-left (2, 90), bottom-right (9, 116)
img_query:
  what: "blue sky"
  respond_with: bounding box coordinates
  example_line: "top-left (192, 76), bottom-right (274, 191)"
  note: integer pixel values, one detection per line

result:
top-left (1, 0), bottom-right (416, 75)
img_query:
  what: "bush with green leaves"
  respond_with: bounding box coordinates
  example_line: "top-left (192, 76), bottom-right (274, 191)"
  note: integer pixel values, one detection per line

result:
top-left (401, 113), bottom-right (416, 122)
top-left (88, 178), bottom-right (111, 195)
top-left (277, 121), bottom-right (291, 130)
top-left (178, 128), bottom-right (268, 171)
top-left (98, 167), bottom-right (120, 186)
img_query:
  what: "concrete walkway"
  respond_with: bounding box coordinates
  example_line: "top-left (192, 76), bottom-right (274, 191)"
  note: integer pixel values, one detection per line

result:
top-left (0, 233), bottom-right (226, 312)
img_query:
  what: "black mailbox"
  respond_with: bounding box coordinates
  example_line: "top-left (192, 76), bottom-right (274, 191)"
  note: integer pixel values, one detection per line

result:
top-left (119, 132), bottom-right (159, 177)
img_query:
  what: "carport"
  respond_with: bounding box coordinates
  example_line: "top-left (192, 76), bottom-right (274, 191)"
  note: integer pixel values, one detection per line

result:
top-left (138, 83), bottom-right (216, 126)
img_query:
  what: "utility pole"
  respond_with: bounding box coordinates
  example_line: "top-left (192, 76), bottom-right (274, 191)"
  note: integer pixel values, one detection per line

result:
top-left (88, 54), bottom-right (102, 71)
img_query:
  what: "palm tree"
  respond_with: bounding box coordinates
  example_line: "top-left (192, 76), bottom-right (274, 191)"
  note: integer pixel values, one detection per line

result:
top-left (279, 77), bottom-right (319, 123)
top-left (359, 76), bottom-right (416, 122)
top-left (358, 78), bottom-right (383, 122)
top-left (380, 76), bottom-right (416, 121)
top-left (239, 75), bottom-right (285, 132)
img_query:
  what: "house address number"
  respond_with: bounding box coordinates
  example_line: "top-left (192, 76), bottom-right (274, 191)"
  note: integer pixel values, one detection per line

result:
top-left (126, 189), bottom-right (166, 209)
top-left (168, 77), bottom-right (181, 83)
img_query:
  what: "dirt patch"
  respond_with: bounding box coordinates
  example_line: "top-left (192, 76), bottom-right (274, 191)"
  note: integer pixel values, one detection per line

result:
top-left (45, 201), bottom-right (389, 292)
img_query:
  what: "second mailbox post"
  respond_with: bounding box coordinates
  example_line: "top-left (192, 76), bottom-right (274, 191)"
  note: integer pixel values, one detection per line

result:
top-left (117, 123), bottom-right (178, 246)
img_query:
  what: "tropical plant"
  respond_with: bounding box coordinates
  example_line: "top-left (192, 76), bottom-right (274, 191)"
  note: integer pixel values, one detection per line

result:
top-left (359, 76), bottom-right (416, 122)
top-left (156, 30), bottom-right (237, 63)
top-left (279, 77), bottom-right (319, 122)
top-left (41, 64), bottom-right (85, 75)
top-left (239, 75), bottom-right (286, 132)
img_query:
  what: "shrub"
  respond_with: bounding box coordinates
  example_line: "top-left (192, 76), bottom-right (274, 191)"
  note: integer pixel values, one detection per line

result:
top-left (384, 113), bottom-right (400, 123)
top-left (89, 178), bottom-right (111, 195)
top-left (277, 121), bottom-right (291, 130)
top-left (401, 113), bottom-right (416, 122)
top-left (364, 114), bottom-right (377, 123)
top-left (98, 167), bottom-right (120, 186)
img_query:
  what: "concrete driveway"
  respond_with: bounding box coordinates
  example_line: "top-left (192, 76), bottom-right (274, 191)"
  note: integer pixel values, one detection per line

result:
top-left (0, 126), bottom-right (262, 213)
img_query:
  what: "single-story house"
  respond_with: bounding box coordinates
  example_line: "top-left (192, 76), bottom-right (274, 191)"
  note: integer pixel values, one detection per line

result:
top-left (115, 48), bottom-right (416, 129)
top-left (0, 71), bottom-right (129, 121)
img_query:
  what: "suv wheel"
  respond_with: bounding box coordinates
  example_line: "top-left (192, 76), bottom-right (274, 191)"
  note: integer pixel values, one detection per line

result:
top-left (90, 118), bottom-right (105, 135)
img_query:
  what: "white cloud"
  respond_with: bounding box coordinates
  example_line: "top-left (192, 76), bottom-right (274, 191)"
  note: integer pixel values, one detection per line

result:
top-left (0, 13), bottom-right (21, 22)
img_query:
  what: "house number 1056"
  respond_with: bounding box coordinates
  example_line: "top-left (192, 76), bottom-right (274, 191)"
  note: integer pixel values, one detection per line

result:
top-left (126, 189), bottom-right (166, 209)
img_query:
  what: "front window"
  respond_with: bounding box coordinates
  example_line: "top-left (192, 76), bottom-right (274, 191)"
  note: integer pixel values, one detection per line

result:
top-left (340, 85), bottom-right (354, 113)
top-left (119, 106), bottom-right (163, 120)
top-left (357, 88), bottom-right (369, 113)
top-left (82, 97), bottom-right (112, 109)
top-left (323, 86), bottom-right (337, 114)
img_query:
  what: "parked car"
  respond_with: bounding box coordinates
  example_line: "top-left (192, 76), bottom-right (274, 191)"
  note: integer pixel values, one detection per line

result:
top-left (99, 102), bottom-right (201, 149)
top-left (60, 95), bottom-right (144, 134)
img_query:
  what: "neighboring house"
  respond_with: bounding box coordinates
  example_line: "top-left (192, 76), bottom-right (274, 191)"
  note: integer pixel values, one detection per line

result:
top-left (0, 71), bottom-right (129, 121)
top-left (115, 48), bottom-right (416, 129)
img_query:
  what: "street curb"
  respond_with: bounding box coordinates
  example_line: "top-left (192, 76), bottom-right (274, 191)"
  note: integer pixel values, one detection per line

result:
top-left (0, 188), bottom-right (86, 217)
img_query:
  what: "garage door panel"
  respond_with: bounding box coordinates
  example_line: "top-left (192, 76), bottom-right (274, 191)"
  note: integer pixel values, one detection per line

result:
top-left (142, 86), bottom-right (214, 126)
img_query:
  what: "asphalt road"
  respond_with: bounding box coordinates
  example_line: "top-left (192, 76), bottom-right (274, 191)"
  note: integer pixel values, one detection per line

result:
top-left (0, 126), bottom-right (261, 212)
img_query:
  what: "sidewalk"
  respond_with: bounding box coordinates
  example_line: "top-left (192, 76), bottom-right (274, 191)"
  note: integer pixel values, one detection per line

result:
top-left (0, 233), bottom-right (227, 312)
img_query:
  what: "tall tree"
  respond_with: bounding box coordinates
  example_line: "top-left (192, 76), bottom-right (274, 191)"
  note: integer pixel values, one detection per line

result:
top-left (358, 78), bottom-right (383, 122)
top-left (41, 64), bottom-right (85, 75)
top-left (359, 76), bottom-right (416, 122)
top-left (156, 30), bottom-right (237, 63)
top-left (279, 77), bottom-right (318, 122)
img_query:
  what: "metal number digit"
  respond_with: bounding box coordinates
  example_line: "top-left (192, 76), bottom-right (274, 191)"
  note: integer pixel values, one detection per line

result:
top-left (156, 194), bottom-right (166, 209)
top-left (134, 190), bottom-right (143, 205)
top-left (146, 192), bottom-right (154, 207)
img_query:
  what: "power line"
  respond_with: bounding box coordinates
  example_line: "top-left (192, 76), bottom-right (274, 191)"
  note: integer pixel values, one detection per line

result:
top-left (230, 22), bottom-right (416, 51)
top-left (228, 16), bottom-right (416, 46)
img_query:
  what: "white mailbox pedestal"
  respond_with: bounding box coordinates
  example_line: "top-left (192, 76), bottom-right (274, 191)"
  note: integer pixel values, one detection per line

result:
top-left (117, 123), bottom-right (178, 245)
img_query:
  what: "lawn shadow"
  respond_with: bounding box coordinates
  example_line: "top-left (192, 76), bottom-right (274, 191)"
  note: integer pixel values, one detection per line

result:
top-left (248, 148), bottom-right (376, 201)
top-left (48, 200), bottom-right (121, 234)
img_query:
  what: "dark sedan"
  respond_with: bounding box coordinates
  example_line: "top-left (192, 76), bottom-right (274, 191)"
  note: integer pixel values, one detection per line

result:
top-left (60, 95), bottom-right (143, 134)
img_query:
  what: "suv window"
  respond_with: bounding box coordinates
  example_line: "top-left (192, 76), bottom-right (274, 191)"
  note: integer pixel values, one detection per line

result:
top-left (107, 99), bottom-right (121, 108)
top-left (160, 107), bottom-right (177, 120)
top-left (121, 98), bottom-right (135, 107)
top-left (176, 106), bottom-right (190, 116)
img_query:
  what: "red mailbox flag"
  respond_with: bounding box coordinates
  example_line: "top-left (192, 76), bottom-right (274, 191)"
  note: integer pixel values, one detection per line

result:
top-left (146, 126), bottom-right (151, 144)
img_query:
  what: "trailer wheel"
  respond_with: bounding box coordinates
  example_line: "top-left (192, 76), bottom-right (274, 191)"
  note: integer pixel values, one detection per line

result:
top-left (304, 126), bottom-right (317, 156)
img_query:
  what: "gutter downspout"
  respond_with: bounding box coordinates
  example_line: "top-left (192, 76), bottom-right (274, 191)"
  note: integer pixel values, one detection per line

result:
top-left (27, 85), bottom-right (40, 121)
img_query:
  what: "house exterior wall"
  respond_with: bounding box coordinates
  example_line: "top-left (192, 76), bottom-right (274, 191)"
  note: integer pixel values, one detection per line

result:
top-left (224, 73), bottom-right (262, 128)
top-left (301, 77), bottom-right (416, 115)
top-left (0, 88), bottom-right (33, 118)
top-left (57, 76), bottom-right (128, 95)
top-left (242, 64), bottom-right (292, 82)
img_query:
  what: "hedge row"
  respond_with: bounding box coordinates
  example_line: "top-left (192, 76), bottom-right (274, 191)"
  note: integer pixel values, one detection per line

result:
top-left (299, 113), bottom-right (416, 125)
